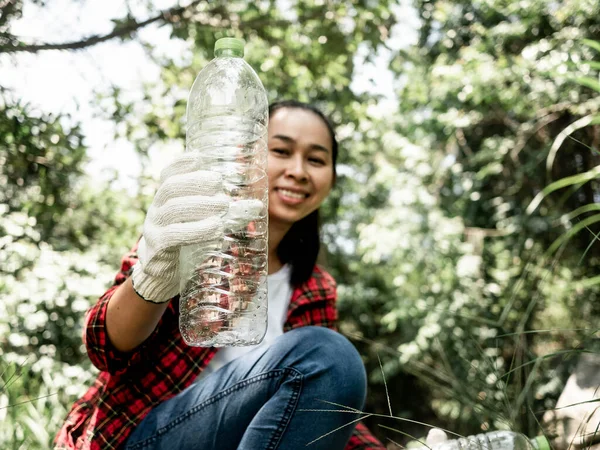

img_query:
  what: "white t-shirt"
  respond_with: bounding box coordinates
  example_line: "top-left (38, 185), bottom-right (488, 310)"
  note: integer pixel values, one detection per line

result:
top-left (197, 264), bottom-right (293, 379)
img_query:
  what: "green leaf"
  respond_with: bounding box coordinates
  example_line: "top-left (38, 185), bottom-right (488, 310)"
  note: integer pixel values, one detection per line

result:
top-left (526, 165), bottom-right (600, 215)
top-left (571, 275), bottom-right (600, 291)
top-left (583, 61), bottom-right (600, 71)
top-left (547, 213), bottom-right (600, 255)
top-left (559, 203), bottom-right (600, 223)
top-left (583, 39), bottom-right (600, 54)
top-left (576, 76), bottom-right (600, 92)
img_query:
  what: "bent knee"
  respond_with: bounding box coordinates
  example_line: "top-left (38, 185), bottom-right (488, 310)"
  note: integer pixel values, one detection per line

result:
top-left (285, 327), bottom-right (362, 365)
top-left (283, 327), bottom-right (367, 407)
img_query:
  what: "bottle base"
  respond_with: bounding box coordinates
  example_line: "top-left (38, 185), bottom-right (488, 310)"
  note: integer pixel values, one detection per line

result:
top-left (180, 318), bottom-right (267, 347)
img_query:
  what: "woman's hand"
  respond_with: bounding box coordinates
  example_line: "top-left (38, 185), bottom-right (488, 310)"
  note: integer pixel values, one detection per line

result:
top-left (426, 428), bottom-right (449, 447)
top-left (105, 152), bottom-right (264, 352)
top-left (131, 152), bottom-right (265, 303)
top-left (131, 152), bottom-right (229, 303)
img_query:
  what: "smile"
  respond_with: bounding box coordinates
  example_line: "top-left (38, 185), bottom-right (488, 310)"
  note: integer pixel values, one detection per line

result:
top-left (274, 188), bottom-right (310, 204)
top-left (277, 189), bottom-right (308, 199)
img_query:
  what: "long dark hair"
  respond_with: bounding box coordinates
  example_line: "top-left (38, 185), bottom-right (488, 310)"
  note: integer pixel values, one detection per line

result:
top-left (269, 100), bottom-right (339, 287)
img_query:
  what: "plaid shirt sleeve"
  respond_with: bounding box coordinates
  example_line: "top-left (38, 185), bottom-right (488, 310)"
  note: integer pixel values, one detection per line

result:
top-left (348, 421), bottom-right (386, 450)
top-left (83, 242), bottom-right (167, 375)
top-left (56, 242), bottom-right (215, 449)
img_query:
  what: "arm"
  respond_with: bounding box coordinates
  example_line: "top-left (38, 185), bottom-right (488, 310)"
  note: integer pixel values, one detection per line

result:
top-left (106, 278), bottom-right (169, 352)
top-left (84, 153), bottom-right (231, 374)
top-left (84, 243), bottom-right (176, 374)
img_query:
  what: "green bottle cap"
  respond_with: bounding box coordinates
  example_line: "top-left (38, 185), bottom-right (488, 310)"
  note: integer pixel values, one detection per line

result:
top-left (532, 436), bottom-right (551, 450)
top-left (214, 37), bottom-right (245, 57)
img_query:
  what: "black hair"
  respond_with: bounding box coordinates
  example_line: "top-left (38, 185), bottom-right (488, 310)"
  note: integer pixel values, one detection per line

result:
top-left (269, 100), bottom-right (339, 287)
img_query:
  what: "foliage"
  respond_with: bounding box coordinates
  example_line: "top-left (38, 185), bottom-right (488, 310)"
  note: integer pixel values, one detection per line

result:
top-left (1, 0), bottom-right (600, 448)
top-left (334, 0), bottom-right (600, 439)
top-left (0, 91), bottom-right (142, 449)
top-left (0, 192), bottom-right (137, 448)
top-left (0, 357), bottom-right (93, 450)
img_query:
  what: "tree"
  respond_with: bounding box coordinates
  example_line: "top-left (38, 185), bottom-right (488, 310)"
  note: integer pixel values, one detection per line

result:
top-left (341, 0), bottom-right (600, 438)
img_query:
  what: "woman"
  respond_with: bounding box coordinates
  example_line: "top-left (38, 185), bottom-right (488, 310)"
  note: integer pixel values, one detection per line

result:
top-left (54, 101), bottom-right (385, 450)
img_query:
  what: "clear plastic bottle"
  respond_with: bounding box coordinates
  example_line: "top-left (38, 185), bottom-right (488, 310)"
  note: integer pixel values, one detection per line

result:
top-left (416, 431), bottom-right (550, 450)
top-left (179, 37), bottom-right (269, 347)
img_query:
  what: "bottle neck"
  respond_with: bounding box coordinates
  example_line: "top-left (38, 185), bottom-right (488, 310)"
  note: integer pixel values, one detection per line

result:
top-left (215, 48), bottom-right (243, 58)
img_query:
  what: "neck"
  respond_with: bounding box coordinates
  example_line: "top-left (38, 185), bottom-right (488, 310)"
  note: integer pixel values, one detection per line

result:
top-left (268, 220), bottom-right (292, 274)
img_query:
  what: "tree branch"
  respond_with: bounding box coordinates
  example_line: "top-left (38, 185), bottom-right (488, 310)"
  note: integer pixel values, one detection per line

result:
top-left (0, 0), bottom-right (19, 29)
top-left (0, 0), bottom-right (204, 53)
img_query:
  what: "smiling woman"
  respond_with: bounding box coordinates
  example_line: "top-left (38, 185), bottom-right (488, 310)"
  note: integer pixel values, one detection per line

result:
top-left (267, 103), bottom-right (336, 275)
top-left (55, 100), bottom-right (385, 450)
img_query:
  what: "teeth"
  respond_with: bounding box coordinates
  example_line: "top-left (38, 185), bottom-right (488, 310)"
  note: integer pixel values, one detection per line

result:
top-left (279, 189), bottom-right (305, 199)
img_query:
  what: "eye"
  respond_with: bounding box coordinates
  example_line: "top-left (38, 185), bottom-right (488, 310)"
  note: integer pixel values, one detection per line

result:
top-left (271, 148), bottom-right (290, 156)
top-left (308, 157), bottom-right (326, 166)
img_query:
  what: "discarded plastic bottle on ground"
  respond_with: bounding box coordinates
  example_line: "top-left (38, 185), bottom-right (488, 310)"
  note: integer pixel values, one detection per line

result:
top-left (415, 431), bottom-right (550, 450)
top-left (179, 37), bottom-right (269, 347)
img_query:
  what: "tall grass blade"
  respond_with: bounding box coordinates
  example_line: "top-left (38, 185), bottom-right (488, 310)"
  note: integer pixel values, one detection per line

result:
top-left (0, 393), bottom-right (58, 411)
top-left (310, 399), bottom-right (364, 413)
top-left (582, 39), bottom-right (600, 53)
top-left (306, 408), bottom-right (463, 439)
top-left (377, 352), bottom-right (393, 417)
top-left (577, 78), bottom-right (600, 93)
top-left (547, 214), bottom-right (600, 255)
top-left (0, 360), bottom-right (28, 391)
top-left (496, 328), bottom-right (590, 338)
top-left (559, 204), bottom-right (600, 223)
top-left (566, 134), bottom-right (600, 155)
top-left (304, 414), bottom-right (373, 446)
top-left (532, 163), bottom-right (600, 215)
top-left (378, 424), bottom-right (427, 448)
top-left (544, 115), bottom-right (598, 180)
top-left (577, 225), bottom-right (600, 266)
top-left (501, 349), bottom-right (594, 380)
top-left (543, 398), bottom-right (600, 413)
top-left (583, 61), bottom-right (600, 70)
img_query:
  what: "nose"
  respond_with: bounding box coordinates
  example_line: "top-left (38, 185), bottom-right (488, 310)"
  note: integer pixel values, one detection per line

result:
top-left (284, 154), bottom-right (309, 182)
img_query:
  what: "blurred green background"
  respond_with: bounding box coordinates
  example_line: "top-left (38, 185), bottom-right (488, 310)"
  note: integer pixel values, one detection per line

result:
top-left (1, 0), bottom-right (600, 448)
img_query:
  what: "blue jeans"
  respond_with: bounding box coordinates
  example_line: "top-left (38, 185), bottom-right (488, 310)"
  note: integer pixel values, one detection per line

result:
top-left (124, 326), bottom-right (367, 450)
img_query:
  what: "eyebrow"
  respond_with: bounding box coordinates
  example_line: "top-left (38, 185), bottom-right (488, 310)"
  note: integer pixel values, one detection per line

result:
top-left (272, 134), bottom-right (330, 154)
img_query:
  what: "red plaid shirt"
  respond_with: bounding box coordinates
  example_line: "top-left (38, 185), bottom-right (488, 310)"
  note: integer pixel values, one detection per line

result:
top-left (54, 244), bottom-right (384, 450)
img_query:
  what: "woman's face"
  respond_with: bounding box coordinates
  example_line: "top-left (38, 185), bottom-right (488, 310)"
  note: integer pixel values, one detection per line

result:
top-left (267, 107), bottom-right (334, 228)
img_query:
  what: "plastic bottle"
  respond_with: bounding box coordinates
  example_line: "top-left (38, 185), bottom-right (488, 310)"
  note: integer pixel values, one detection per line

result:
top-left (415, 431), bottom-right (550, 450)
top-left (179, 37), bottom-right (269, 347)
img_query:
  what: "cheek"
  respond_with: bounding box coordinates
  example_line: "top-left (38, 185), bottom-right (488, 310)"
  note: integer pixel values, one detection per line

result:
top-left (266, 156), bottom-right (280, 185)
top-left (313, 172), bottom-right (334, 201)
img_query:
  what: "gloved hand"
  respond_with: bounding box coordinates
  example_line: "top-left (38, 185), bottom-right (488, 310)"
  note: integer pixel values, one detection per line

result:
top-left (131, 152), bottom-right (229, 303)
top-left (425, 428), bottom-right (449, 447)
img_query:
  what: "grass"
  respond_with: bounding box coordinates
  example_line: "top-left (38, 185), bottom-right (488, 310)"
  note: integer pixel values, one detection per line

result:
top-left (0, 354), bottom-right (93, 450)
top-left (311, 326), bottom-right (600, 449)
top-left (334, 220), bottom-right (600, 447)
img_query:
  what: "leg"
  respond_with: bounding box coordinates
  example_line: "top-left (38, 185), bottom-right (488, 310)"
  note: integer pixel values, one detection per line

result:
top-left (124, 326), bottom-right (366, 450)
top-left (238, 326), bottom-right (367, 450)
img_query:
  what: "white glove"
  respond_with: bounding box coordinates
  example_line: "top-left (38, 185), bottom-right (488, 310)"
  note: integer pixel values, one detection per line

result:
top-left (132, 153), bottom-right (229, 303)
top-left (425, 428), bottom-right (449, 448)
top-left (132, 152), bottom-right (266, 303)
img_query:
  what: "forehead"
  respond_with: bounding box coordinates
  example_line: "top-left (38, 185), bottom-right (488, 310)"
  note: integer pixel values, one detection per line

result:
top-left (268, 108), bottom-right (332, 150)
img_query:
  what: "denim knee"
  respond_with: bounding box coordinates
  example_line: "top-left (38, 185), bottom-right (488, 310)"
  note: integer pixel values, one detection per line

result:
top-left (278, 327), bottom-right (367, 410)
